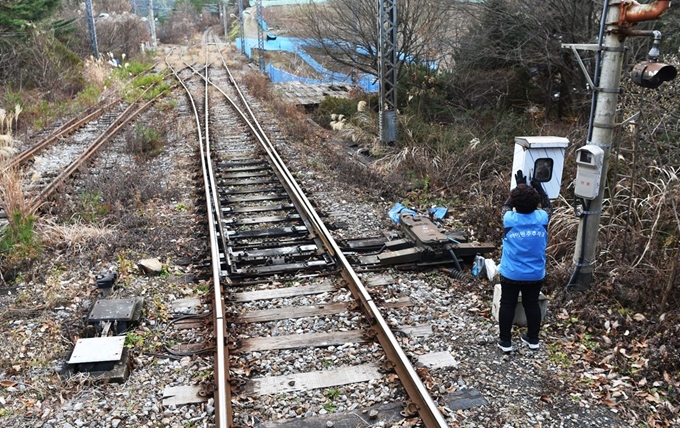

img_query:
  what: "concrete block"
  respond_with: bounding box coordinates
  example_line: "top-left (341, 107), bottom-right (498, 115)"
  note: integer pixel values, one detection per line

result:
top-left (491, 283), bottom-right (548, 326)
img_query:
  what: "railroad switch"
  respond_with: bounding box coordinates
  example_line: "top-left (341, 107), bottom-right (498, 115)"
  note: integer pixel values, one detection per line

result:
top-left (351, 212), bottom-right (495, 269)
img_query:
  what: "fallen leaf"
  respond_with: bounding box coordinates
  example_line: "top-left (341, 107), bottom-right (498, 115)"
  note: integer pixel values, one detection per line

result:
top-left (0, 380), bottom-right (17, 388)
top-left (633, 313), bottom-right (646, 322)
top-left (603, 398), bottom-right (617, 407)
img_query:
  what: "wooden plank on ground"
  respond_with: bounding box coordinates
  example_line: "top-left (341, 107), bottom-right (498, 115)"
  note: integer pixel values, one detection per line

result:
top-left (415, 351), bottom-right (459, 370)
top-left (231, 282), bottom-right (337, 302)
top-left (244, 363), bottom-right (382, 396)
top-left (382, 296), bottom-right (412, 308)
top-left (171, 298), bottom-right (202, 315)
top-left (162, 385), bottom-right (209, 406)
top-left (234, 302), bottom-right (350, 323)
top-left (236, 330), bottom-right (368, 353)
top-left (397, 324), bottom-right (433, 337)
top-left (365, 275), bottom-right (394, 287)
top-left (169, 342), bottom-right (212, 355)
top-left (172, 319), bottom-right (203, 330)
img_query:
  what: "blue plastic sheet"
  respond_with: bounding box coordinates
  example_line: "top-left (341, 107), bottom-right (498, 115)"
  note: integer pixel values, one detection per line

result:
top-left (235, 32), bottom-right (379, 92)
top-left (428, 206), bottom-right (448, 220)
top-left (388, 203), bottom-right (417, 223)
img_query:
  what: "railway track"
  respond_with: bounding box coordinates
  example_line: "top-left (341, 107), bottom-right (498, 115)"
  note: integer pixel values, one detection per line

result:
top-left (166, 33), bottom-right (458, 427)
top-left (0, 91), bottom-right (161, 227)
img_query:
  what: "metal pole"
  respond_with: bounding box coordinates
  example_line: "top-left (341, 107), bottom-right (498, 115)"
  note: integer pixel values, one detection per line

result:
top-left (256, 0), bottom-right (265, 73)
top-left (378, 0), bottom-right (397, 144)
top-left (84, 0), bottom-right (99, 59)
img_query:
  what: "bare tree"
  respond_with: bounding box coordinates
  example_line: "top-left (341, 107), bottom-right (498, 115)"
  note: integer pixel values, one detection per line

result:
top-left (95, 12), bottom-right (149, 58)
top-left (293, 0), bottom-right (456, 78)
top-left (450, 0), bottom-right (603, 119)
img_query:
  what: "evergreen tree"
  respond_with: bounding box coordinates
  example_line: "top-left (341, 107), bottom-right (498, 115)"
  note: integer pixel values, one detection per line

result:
top-left (0, 0), bottom-right (61, 31)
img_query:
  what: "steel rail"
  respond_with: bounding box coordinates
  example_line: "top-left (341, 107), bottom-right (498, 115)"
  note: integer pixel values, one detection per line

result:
top-left (4, 100), bottom-right (119, 171)
top-left (164, 47), bottom-right (231, 427)
top-left (28, 96), bottom-right (160, 213)
top-left (211, 38), bottom-right (449, 427)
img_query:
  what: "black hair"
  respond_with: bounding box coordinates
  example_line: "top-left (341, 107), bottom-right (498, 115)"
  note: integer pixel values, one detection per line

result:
top-left (510, 184), bottom-right (541, 214)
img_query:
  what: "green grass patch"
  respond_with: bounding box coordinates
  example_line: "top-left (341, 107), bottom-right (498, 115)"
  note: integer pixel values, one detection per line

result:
top-left (0, 212), bottom-right (41, 263)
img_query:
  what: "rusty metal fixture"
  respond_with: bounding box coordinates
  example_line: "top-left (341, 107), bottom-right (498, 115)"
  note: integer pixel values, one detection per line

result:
top-left (401, 401), bottom-right (420, 417)
top-left (618, 0), bottom-right (671, 27)
top-left (198, 382), bottom-right (215, 397)
top-left (630, 61), bottom-right (677, 88)
top-left (362, 328), bottom-right (378, 340)
top-left (382, 359), bottom-right (397, 372)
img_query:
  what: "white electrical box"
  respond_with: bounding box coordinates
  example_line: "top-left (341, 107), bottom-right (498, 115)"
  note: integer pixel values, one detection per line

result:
top-left (511, 136), bottom-right (570, 199)
top-left (574, 145), bottom-right (605, 200)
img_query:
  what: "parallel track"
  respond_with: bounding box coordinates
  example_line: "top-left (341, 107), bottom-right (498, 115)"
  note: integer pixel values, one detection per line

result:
top-left (167, 33), bottom-right (450, 428)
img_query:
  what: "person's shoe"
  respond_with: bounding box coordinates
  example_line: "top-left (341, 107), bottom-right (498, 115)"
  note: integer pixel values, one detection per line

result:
top-left (521, 333), bottom-right (539, 350)
top-left (497, 340), bottom-right (514, 353)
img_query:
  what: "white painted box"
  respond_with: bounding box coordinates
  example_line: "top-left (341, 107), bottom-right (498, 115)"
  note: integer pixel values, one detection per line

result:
top-left (511, 136), bottom-right (569, 199)
top-left (491, 283), bottom-right (549, 326)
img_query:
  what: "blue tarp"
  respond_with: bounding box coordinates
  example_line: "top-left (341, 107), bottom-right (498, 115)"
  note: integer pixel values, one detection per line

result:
top-left (388, 203), bottom-right (448, 223)
top-left (429, 206), bottom-right (448, 220)
top-left (236, 20), bottom-right (379, 93)
top-left (388, 203), bottom-right (417, 223)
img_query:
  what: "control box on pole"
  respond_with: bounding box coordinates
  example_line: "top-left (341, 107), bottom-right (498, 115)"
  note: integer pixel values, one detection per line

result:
top-left (574, 146), bottom-right (604, 200)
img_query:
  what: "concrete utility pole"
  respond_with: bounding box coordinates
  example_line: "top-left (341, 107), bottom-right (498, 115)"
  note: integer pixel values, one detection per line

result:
top-left (564, 0), bottom-right (675, 290)
top-left (148, 0), bottom-right (157, 50)
top-left (84, 0), bottom-right (99, 59)
top-left (378, 0), bottom-right (398, 144)
top-left (238, 0), bottom-right (245, 55)
top-left (223, 2), bottom-right (228, 42)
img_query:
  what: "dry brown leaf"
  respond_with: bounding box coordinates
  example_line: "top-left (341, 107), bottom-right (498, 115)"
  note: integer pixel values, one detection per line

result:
top-left (663, 371), bottom-right (674, 386)
top-left (633, 313), bottom-right (646, 322)
top-left (645, 393), bottom-right (660, 403)
top-left (540, 394), bottom-right (553, 404)
top-left (0, 380), bottom-right (17, 388)
top-left (602, 398), bottom-right (617, 407)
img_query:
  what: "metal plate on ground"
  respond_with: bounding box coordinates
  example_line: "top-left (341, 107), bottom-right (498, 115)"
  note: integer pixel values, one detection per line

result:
top-left (88, 298), bottom-right (142, 323)
top-left (68, 336), bottom-right (125, 364)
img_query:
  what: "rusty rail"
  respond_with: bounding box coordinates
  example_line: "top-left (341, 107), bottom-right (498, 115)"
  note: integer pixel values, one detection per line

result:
top-left (29, 96), bottom-right (160, 213)
top-left (165, 46), bottom-right (232, 427)
top-left (210, 36), bottom-right (449, 427)
top-left (4, 100), bottom-right (119, 171)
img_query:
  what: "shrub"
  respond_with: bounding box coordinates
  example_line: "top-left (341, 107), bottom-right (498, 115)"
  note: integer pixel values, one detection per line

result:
top-left (125, 123), bottom-right (166, 160)
top-left (315, 96), bottom-right (358, 128)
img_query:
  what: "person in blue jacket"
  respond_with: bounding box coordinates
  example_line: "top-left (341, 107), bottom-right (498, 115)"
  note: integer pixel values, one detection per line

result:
top-left (497, 170), bottom-right (552, 352)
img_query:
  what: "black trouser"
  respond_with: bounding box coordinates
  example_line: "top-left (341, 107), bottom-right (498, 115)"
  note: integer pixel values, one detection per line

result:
top-left (499, 275), bottom-right (543, 343)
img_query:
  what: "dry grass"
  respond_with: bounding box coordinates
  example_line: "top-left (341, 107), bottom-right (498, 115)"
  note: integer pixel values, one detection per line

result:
top-left (37, 218), bottom-right (115, 249)
top-left (0, 166), bottom-right (31, 217)
top-left (83, 56), bottom-right (109, 91)
top-left (0, 105), bottom-right (20, 163)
